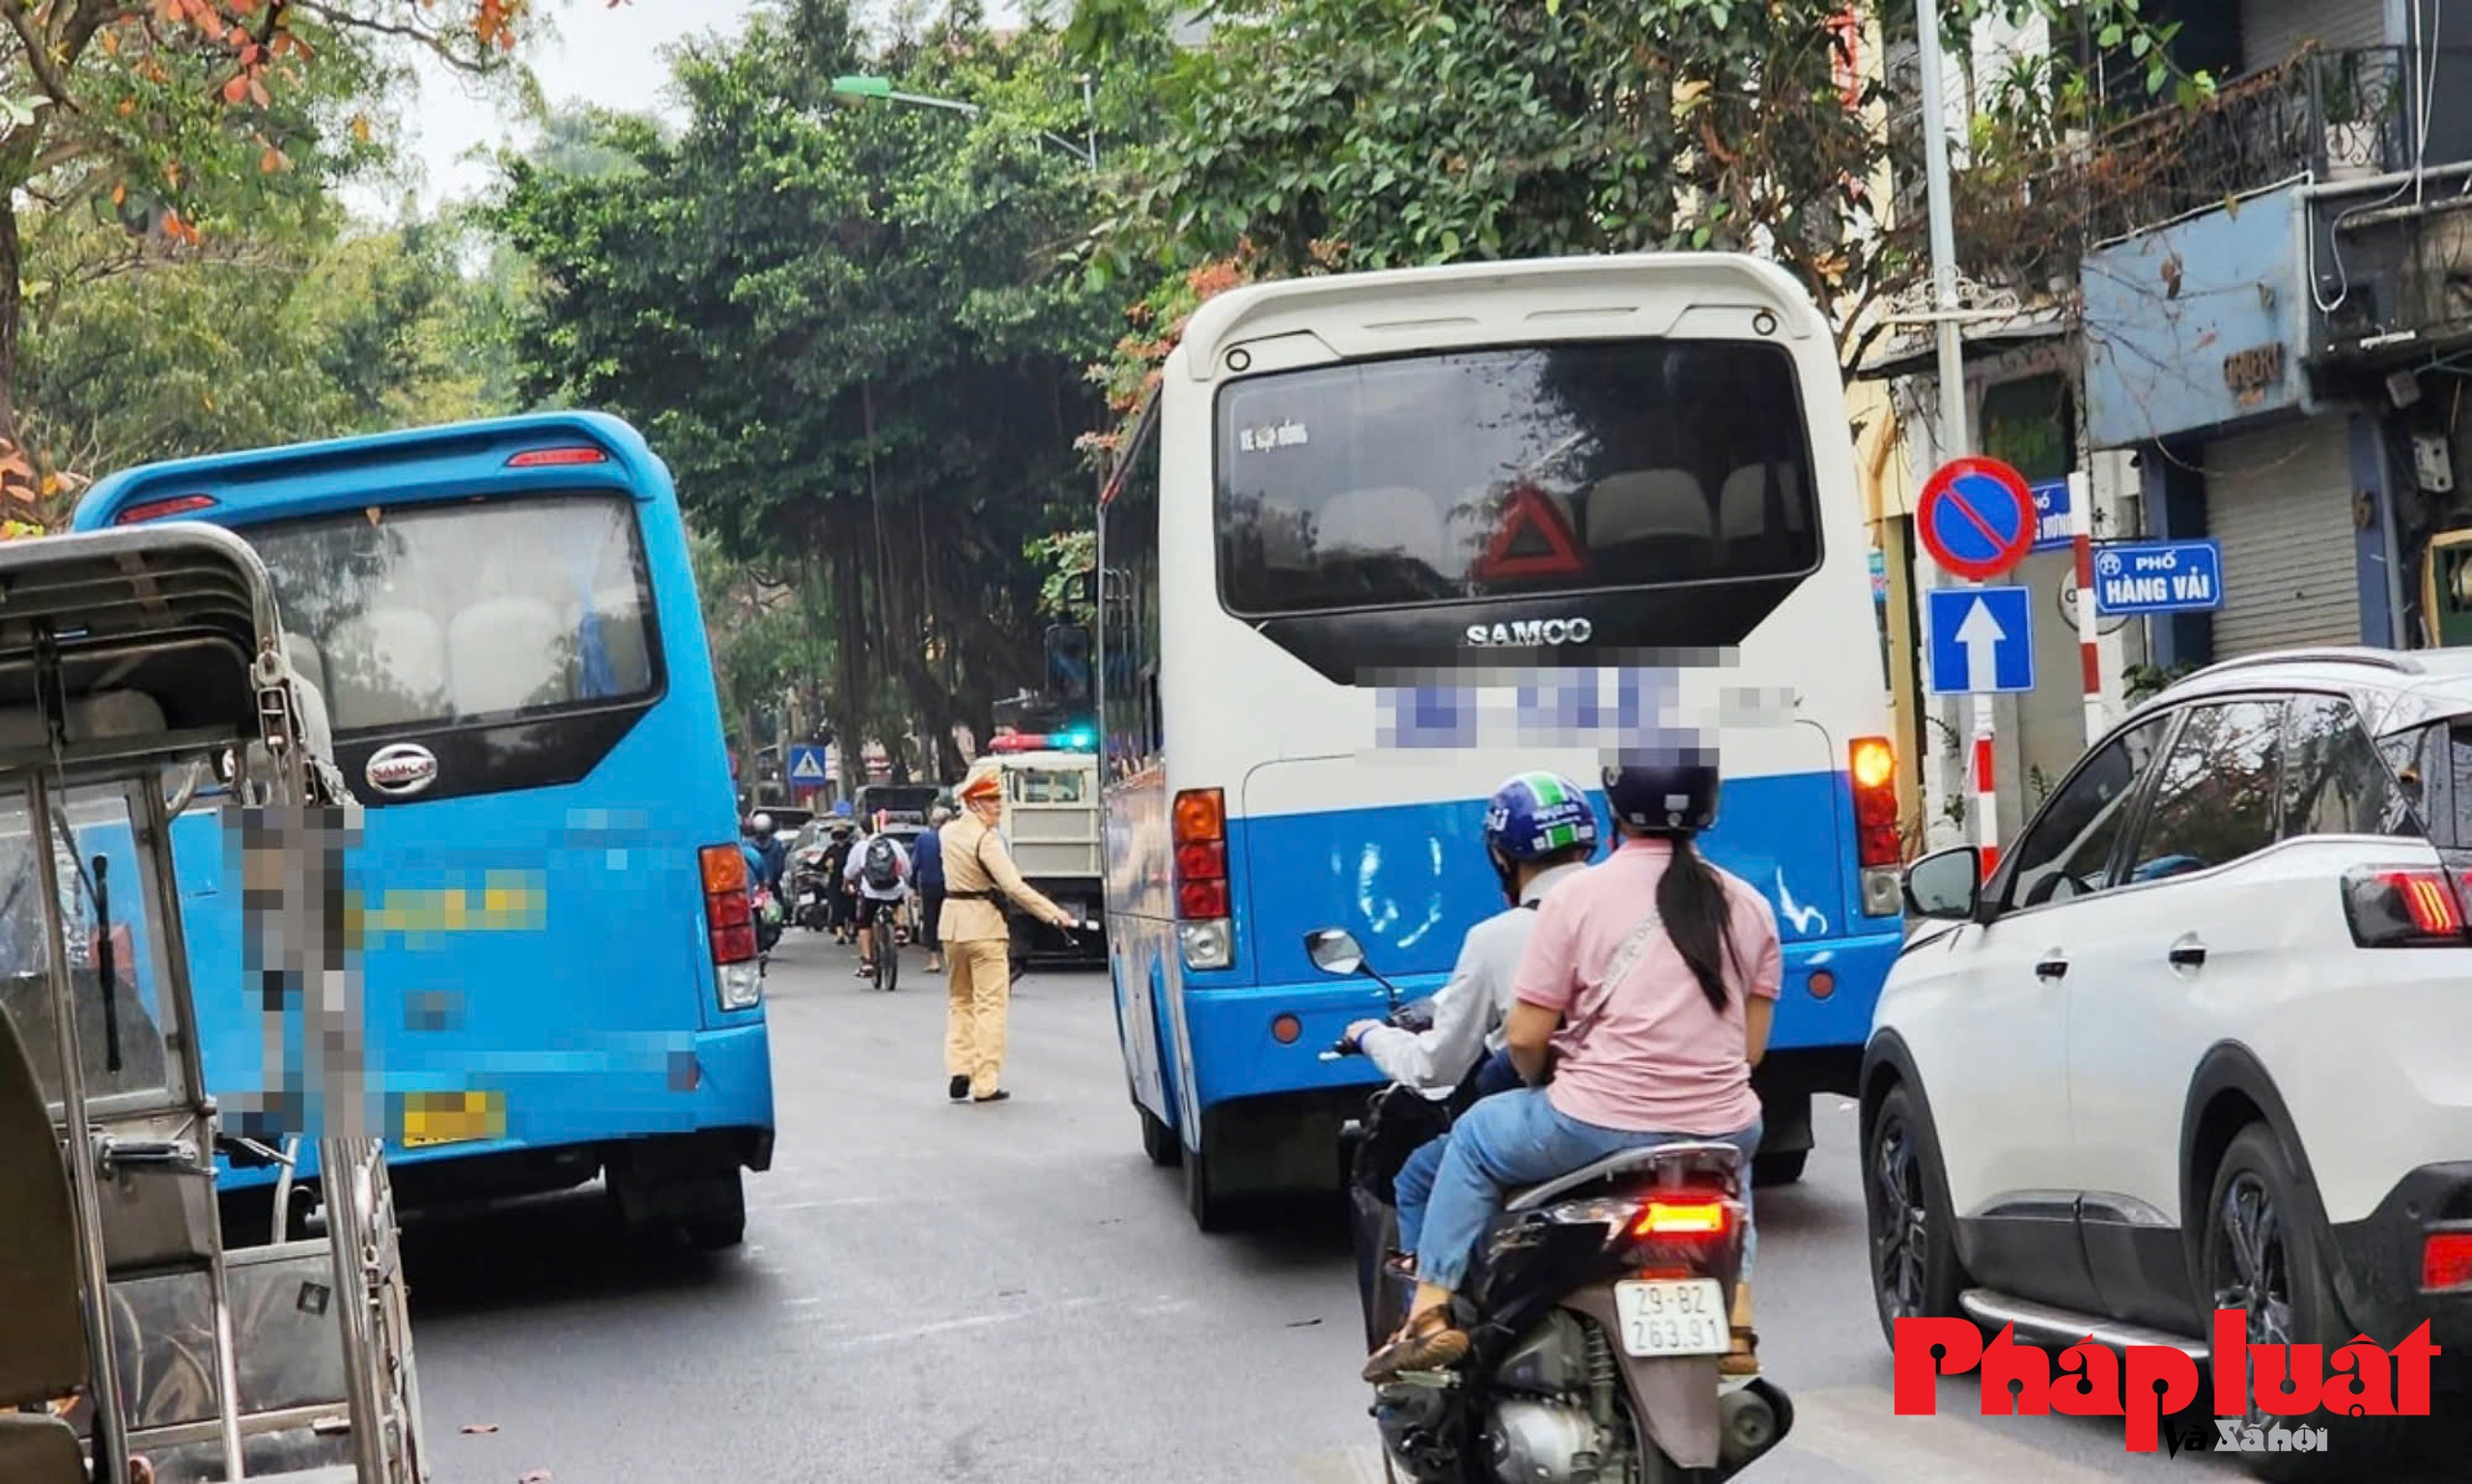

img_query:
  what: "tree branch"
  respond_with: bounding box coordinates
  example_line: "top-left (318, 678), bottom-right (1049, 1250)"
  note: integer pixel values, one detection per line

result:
top-left (293, 0), bottom-right (495, 75)
top-left (1, 0), bottom-right (75, 109)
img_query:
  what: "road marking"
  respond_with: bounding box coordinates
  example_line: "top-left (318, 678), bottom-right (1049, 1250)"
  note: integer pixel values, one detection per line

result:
top-left (751, 1194), bottom-right (906, 1212)
top-left (801, 1294), bottom-right (1194, 1347)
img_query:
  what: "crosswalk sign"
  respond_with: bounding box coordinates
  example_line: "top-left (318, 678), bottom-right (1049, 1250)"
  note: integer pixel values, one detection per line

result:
top-left (787, 744), bottom-right (829, 784)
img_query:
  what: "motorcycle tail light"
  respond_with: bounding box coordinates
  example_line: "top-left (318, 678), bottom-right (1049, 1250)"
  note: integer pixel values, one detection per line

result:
top-left (1634, 1196), bottom-right (1730, 1238)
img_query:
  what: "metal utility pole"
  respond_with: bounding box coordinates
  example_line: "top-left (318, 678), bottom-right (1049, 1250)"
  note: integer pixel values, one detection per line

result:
top-left (1912, 0), bottom-right (1999, 859)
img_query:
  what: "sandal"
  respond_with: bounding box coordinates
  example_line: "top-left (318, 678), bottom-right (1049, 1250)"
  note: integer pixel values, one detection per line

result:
top-left (1719, 1327), bottom-right (1759, 1377)
top-left (1362, 1308), bottom-right (1468, 1383)
top-left (1382, 1251), bottom-right (1417, 1280)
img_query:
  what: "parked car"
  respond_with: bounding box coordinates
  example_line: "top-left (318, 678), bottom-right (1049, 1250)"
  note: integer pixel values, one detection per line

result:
top-left (1863, 646), bottom-right (2472, 1478)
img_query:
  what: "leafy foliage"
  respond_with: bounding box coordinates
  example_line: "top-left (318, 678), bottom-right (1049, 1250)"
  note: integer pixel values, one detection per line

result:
top-left (1078, 0), bottom-right (2209, 450)
top-left (0, 0), bottom-right (552, 515)
top-left (492, 3), bottom-right (1116, 776)
top-left (18, 205), bottom-right (517, 484)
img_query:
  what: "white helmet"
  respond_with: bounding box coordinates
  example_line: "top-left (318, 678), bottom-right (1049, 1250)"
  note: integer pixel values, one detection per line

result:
top-left (751, 813), bottom-right (775, 837)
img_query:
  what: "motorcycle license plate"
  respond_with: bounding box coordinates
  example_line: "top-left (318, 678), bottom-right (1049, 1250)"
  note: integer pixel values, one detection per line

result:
top-left (799, 892), bottom-right (818, 906)
top-left (1612, 1278), bottom-right (1728, 1358)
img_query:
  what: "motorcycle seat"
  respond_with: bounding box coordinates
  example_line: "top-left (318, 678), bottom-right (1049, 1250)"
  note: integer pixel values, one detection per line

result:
top-left (1503, 1140), bottom-right (1744, 1212)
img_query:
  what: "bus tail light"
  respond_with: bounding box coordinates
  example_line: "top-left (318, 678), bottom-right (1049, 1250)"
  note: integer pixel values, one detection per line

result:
top-left (506, 445), bottom-right (608, 467)
top-left (115, 493), bottom-right (219, 524)
top-left (1172, 788), bottom-right (1232, 970)
top-left (699, 843), bottom-right (764, 1009)
top-left (1850, 736), bottom-right (1903, 916)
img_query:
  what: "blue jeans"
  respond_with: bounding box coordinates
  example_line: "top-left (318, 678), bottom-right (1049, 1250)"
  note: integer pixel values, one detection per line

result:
top-left (1411, 1085), bottom-right (1761, 1292)
top-left (1393, 1134), bottom-right (1448, 1254)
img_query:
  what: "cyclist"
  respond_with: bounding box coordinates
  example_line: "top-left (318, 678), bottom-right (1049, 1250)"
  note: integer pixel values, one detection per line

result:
top-left (1341, 772), bottom-right (1597, 1274)
top-left (1365, 747), bottom-right (1777, 1384)
top-left (846, 818), bottom-right (912, 979)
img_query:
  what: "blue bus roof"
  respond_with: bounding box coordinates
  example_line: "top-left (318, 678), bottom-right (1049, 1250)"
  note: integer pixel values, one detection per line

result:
top-left (72, 410), bottom-right (675, 529)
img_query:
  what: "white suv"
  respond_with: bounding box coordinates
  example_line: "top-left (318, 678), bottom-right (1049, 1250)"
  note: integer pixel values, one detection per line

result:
top-left (1862, 647), bottom-right (2472, 1477)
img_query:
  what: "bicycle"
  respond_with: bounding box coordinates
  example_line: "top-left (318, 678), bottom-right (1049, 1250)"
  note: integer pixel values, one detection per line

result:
top-left (864, 898), bottom-right (902, 993)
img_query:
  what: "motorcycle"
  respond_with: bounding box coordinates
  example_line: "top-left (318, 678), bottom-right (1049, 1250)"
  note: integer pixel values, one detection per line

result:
top-left (753, 882), bottom-right (786, 966)
top-left (791, 847), bottom-right (833, 932)
top-left (1305, 926), bottom-right (1792, 1484)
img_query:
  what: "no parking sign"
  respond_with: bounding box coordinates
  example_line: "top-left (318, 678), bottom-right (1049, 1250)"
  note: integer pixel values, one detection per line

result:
top-left (1916, 457), bottom-right (2037, 582)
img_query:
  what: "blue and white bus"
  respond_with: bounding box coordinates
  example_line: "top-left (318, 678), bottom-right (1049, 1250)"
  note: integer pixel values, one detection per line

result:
top-left (1094, 254), bottom-right (1904, 1229)
top-left (74, 412), bottom-right (773, 1249)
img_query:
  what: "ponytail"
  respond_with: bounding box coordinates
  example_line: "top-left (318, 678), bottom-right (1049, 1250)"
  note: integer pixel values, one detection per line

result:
top-left (1655, 836), bottom-right (1741, 1014)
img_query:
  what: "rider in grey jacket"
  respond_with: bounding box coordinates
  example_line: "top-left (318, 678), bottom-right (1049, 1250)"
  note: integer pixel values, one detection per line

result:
top-left (1344, 771), bottom-right (1600, 1270)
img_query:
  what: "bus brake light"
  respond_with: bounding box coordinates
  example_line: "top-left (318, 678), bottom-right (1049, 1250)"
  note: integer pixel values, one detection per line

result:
top-left (1850, 737), bottom-right (1901, 869)
top-left (1171, 788), bottom-right (1232, 968)
top-left (506, 446), bottom-right (608, 467)
top-left (114, 494), bottom-right (219, 524)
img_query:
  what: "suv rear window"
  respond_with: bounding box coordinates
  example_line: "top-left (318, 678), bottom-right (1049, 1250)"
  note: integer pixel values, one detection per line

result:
top-left (1214, 342), bottom-right (1819, 616)
top-left (2378, 717), bottom-right (2472, 847)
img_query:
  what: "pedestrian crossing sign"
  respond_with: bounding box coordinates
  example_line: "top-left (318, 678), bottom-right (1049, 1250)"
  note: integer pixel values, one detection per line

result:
top-left (788, 744), bottom-right (829, 784)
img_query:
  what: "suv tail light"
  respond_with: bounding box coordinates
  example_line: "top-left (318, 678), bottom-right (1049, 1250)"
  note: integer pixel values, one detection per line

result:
top-left (2342, 860), bottom-right (2472, 946)
top-left (1172, 788), bottom-right (1231, 969)
top-left (1850, 736), bottom-right (1903, 915)
top-left (699, 844), bottom-right (764, 1008)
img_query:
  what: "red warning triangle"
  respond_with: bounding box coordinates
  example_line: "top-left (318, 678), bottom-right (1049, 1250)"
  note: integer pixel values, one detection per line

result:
top-left (1475, 483), bottom-right (1587, 581)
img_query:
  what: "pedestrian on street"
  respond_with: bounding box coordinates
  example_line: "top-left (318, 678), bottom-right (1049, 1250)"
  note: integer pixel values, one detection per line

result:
top-left (914, 805), bottom-right (949, 975)
top-left (939, 771), bottom-right (1075, 1104)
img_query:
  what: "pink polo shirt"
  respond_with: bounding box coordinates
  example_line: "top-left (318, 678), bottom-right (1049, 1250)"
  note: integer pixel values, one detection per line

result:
top-left (1512, 838), bottom-right (1781, 1135)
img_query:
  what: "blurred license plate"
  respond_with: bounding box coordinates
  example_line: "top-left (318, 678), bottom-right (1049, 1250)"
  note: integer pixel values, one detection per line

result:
top-left (401, 1092), bottom-right (504, 1149)
top-left (799, 892), bottom-right (818, 906)
top-left (1613, 1278), bottom-right (1728, 1358)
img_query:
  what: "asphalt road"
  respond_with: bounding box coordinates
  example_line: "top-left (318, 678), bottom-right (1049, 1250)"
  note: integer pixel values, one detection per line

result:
top-left (398, 936), bottom-right (2408, 1483)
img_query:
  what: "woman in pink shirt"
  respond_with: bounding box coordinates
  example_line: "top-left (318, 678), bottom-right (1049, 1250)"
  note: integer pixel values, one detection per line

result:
top-left (1364, 751), bottom-right (1778, 1384)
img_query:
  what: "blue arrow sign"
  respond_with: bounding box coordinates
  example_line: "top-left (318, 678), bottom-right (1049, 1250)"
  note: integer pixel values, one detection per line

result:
top-left (2092, 540), bottom-right (2224, 616)
top-left (787, 743), bottom-right (829, 784)
top-left (2029, 478), bottom-right (2073, 551)
top-left (1925, 586), bottom-right (2035, 695)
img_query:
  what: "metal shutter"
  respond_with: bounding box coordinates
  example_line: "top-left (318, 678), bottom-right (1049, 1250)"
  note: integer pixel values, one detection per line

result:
top-left (2240, 0), bottom-right (2388, 73)
top-left (2204, 418), bottom-right (2363, 657)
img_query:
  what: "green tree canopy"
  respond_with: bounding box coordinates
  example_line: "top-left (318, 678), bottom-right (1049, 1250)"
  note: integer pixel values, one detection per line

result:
top-left (492, 0), bottom-right (1116, 775)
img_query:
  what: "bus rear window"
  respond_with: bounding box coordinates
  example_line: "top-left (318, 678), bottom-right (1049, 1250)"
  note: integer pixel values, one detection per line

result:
top-left (1215, 342), bottom-right (1818, 617)
top-left (1012, 769), bottom-right (1086, 804)
top-left (246, 493), bottom-right (660, 733)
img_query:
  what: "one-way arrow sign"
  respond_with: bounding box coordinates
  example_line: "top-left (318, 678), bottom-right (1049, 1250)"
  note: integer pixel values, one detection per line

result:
top-left (1925, 585), bottom-right (2034, 695)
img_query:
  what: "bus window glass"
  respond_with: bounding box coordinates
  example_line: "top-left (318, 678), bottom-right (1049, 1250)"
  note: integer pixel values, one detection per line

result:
top-left (1101, 410), bottom-right (1163, 781)
top-left (1215, 342), bottom-right (1818, 616)
top-left (248, 494), bottom-right (660, 732)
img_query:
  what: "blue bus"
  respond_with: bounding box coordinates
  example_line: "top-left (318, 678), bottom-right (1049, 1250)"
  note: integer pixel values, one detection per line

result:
top-left (73, 412), bottom-right (773, 1248)
top-left (1094, 257), bottom-right (1905, 1228)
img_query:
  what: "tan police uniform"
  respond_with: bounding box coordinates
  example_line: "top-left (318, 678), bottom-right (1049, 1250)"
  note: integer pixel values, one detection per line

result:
top-left (938, 811), bottom-right (1066, 1099)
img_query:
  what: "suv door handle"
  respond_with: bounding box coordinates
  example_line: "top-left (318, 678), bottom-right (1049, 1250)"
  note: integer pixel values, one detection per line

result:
top-left (2035, 957), bottom-right (2068, 980)
top-left (2170, 944), bottom-right (2206, 967)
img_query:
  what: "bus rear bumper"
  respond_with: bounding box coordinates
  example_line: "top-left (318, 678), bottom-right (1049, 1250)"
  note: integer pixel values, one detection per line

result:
top-left (210, 1022), bottom-right (776, 1195)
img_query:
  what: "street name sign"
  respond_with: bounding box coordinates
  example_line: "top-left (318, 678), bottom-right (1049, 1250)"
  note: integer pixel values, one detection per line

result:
top-left (2092, 540), bottom-right (2224, 617)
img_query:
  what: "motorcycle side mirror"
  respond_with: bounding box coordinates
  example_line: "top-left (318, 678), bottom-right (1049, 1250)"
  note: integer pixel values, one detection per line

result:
top-left (1304, 928), bottom-right (1366, 977)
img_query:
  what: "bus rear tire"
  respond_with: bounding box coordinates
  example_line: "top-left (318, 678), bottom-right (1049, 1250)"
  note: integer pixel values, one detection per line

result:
top-left (686, 1172), bottom-right (746, 1251)
top-left (1184, 1140), bottom-right (1232, 1232)
top-left (1140, 1108), bottom-right (1180, 1167)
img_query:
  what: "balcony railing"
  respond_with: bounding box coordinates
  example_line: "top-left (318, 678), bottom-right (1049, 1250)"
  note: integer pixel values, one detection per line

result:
top-left (2078, 44), bottom-right (2472, 244)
